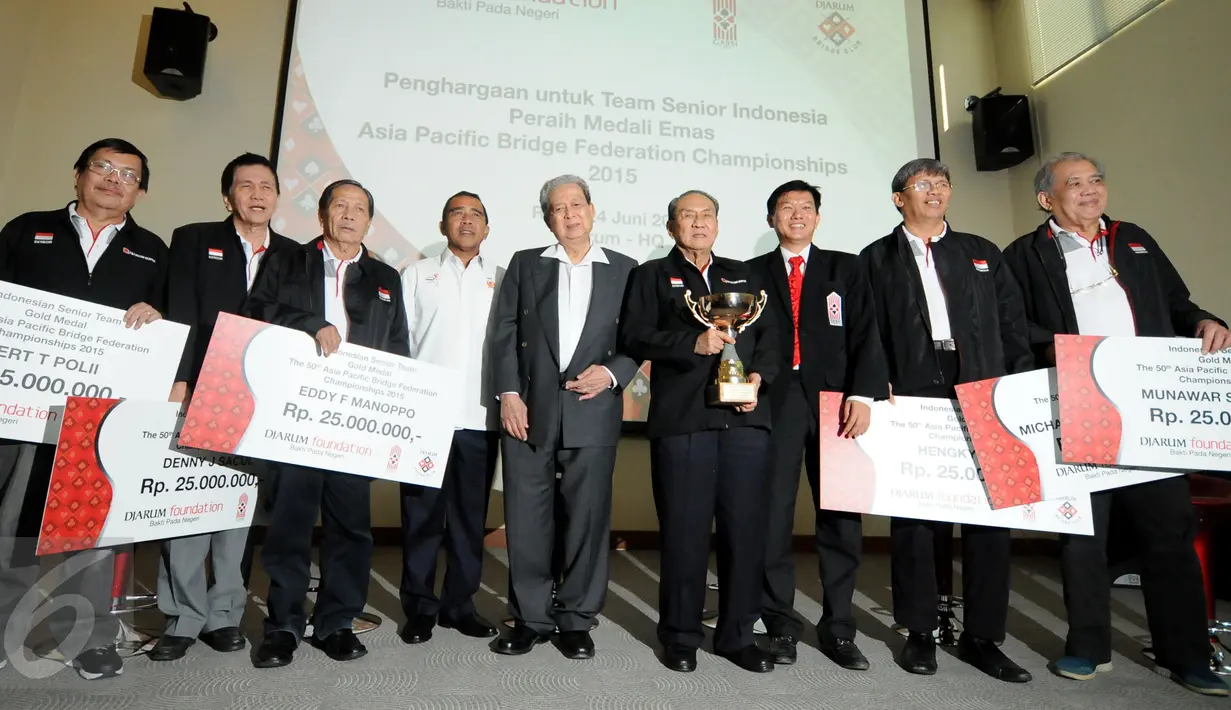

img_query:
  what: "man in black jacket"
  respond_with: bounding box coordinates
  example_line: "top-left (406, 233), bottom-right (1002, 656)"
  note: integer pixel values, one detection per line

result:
top-left (620, 190), bottom-right (778, 674)
top-left (749, 180), bottom-right (888, 671)
top-left (860, 158), bottom-right (1032, 683)
top-left (1002, 152), bottom-right (1230, 696)
top-left (244, 179), bottom-right (410, 669)
top-left (149, 153), bottom-right (296, 662)
top-left (0, 138), bottom-right (167, 679)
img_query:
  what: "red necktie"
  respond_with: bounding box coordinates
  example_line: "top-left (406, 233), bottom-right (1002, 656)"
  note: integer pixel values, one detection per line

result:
top-left (788, 255), bottom-right (804, 367)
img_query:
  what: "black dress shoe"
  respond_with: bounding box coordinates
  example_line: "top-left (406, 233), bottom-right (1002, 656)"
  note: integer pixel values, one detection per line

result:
top-left (400, 614), bottom-right (436, 644)
top-left (199, 627), bottom-right (246, 653)
top-left (254, 630), bottom-right (297, 668)
top-left (720, 644), bottom-right (775, 673)
top-left (821, 638), bottom-right (870, 671)
top-left (958, 634), bottom-right (1032, 683)
top-left (661, 644), bottom-right (697, 672)
top-left (899, 631), bottom-right (937, 675)
top-left (767, 635), bottom-right (797, 665)
top-left (440, 613), bottom-right (497, 639)
top-left (148, 635), bottom-right (195, 661)
top-left (557, 630), bottom-right (595, 660)
top-left (492, 625), bottom-right (550, 656)
top-left (312, 629), bottom-right (367, 662)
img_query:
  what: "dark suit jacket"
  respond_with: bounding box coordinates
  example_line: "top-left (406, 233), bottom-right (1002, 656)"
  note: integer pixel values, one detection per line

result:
top-left (859, 226), bottom-right (1033, 393)
top-left (243, 236), bottom-right (410, 357)
top-left (619, 248), bottom-right (779, 439)
top-left (167, 217), bottom-right (297, 386)
top-left (748, 245), bottom-right (888, 420)
top-left (1002, 215), bottom-right (1224, 366)
top-left (490, 244), bottom-right (638, 448)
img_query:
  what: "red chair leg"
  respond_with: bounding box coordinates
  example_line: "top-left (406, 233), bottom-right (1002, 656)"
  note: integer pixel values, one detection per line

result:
top-left (1195, 524), bottom-right (1217, 625)
top-left (111, 549), bottom-right (131, 610)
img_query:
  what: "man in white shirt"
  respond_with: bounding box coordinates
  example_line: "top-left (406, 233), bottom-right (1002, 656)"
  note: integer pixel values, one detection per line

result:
top-left (860, 158), bottom-right (1034, 683)
top-left (398, 192), bottom-right (502, 645)
top-left (489, 175), bottom-right (638, 659)
top-left (1003, 152), bottom-right (1231, 696)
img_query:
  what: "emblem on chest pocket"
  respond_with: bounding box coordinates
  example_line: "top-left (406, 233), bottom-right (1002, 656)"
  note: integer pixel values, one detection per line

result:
top-left (826, 292), bottom-right (843, 326)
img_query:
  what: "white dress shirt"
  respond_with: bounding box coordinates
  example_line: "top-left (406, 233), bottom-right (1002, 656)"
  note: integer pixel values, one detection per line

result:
top-left (779, 243), bottom-right (872, 405)
top-left (680, 248), bottom-right (713, 290)
top-left (68, 202), bottom-right (124, 273)
top-left (239, 228), bottom-right (271, 292)
top-left (780, 244), bottom-right (810, 373)
top-left (321, 241), bottom-right (361, 343)
top-left (542, 243), bottom-right (616, 387)
top-left (403, 250), bottom-right (501, 431)
top-left (903, 224), bottom-right (953, 340)
top-left (1051, 219), bottom-right (1136, 337)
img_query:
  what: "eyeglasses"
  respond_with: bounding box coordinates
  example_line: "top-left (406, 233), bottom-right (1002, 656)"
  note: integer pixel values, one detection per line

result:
top-left (87, 160), bottom-right (141, 186)
top-left (902, 180), bottom-right (952, 192)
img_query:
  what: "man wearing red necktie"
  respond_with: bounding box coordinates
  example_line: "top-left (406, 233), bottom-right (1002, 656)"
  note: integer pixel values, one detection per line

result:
top-left (749, 180), bottom-right (888, 670)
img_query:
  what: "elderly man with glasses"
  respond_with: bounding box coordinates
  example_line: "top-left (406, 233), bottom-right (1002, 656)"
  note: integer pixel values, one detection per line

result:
top-left (1002, 152), bottom-right (1231, 696)
top-left (860, 158), bottom-right (1034, 683)
top-left (0, 138), bottom-right (168, 680)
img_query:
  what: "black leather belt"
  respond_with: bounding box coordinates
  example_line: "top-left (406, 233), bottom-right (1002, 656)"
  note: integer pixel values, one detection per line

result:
top-left (933, 339), bottom-right (956, 351)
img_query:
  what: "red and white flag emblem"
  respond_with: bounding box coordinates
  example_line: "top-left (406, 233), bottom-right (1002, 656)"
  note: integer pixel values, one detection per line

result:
top-left (33, 232), bottom-right (53, 244)
top-left (826, 291), bottom-right (843, 326)
top-left (669, 277), bottom-right (684, 288)
top-left (207, 248), bottom-right (224, 260)
top-left (377, 286), bottom-right (391, 302)
top-left (972, 259), bottom-right (989, 273)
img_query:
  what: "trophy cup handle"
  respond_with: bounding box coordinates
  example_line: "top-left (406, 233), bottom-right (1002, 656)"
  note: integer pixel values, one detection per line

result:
top-left (735, 290), bottom-right (769, 334)
top-left (683, 290), bottom-right (714, 330)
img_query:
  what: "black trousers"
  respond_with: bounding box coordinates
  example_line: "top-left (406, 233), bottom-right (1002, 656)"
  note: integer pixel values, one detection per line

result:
top-left (1061, 476), bottom-right (1207, 670)
top-left (399, 429), bottom-right (498, 622)
top-left (652, 427), bottom-right (770, 653)
top-left (502, 436), bottom-right (615, 634)
top-left (762, 374), bottom-right (862, 643)
top-left (261, 465), bottom-right (372, 641)
top-left (890, 349), bottom-right (1010, 641)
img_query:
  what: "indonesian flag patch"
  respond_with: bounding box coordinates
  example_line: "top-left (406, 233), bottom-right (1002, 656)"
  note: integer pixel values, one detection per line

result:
top-left (972, 259), bottom-right (989, 273)
top-left (377, 286), bottom-right (391, 302)
top-left (1128, 242), bottom-right (1147, 254)
top-left (33, 232), bottom-right (53, 244)
top-left (207, 248), bottom-right (224, 260)
top-left (669, 277), bottom-right (684, 288)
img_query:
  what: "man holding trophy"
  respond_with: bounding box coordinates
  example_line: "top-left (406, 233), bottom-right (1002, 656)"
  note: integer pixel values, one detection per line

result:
top-left (619, 190), bottom-right (778, 674)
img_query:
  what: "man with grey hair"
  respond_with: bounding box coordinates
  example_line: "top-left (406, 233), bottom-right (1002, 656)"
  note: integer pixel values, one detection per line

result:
top-left (1002, 152), bottom-right (1230, 696)
top-left (620, 189), bottom-right (778, 673)
top-left (489, 175), bottom-right (637, 659)
top-left (860, 158), bottom-right (1034, 683)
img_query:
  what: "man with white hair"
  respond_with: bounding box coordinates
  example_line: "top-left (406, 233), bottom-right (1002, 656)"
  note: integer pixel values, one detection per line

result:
top-left (489, 175), bottom-right (638, 659)
top-left (1003, 152), bottom-right (1230, 696)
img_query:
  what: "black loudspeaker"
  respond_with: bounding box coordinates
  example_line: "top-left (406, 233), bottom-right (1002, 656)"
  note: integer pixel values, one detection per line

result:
top-left (970, 93), bottom-right (1035, 172)
top-left (143, 6), bottom-right (216, 100)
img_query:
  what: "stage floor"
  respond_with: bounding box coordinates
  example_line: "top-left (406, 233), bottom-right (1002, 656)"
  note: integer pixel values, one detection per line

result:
top-left (0, 549), bottom-right (1225, 710)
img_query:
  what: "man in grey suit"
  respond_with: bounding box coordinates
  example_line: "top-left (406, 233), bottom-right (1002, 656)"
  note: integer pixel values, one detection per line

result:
top-left (490, 174), bottom-right (637, 659)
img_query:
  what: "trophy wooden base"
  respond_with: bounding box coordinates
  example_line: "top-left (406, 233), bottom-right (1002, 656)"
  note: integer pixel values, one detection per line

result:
top-left (707, 381), bottom-right (757, 405)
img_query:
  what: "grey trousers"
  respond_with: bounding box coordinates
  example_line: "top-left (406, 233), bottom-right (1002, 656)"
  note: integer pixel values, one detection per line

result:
top-left (0, 443), bottom-right (118, 656)
top-left (501, 436), bottom-right (615, 635)
top-left (157, 526), bottom-right (251, 637)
